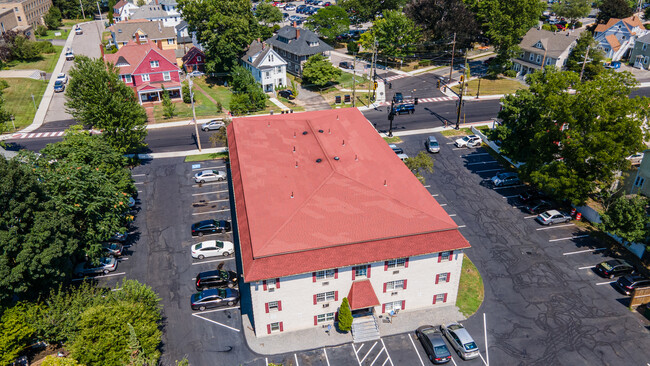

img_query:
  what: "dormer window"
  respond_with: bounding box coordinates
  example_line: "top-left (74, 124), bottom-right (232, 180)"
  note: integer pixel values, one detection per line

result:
top-left (139, 35), bottom-right (146, 41)
top-left (534, 41), bottom-right (543, 49)
top-left (150, 60), bottom-right (159, 68)
top-left (308, 41), bottom-right (319, 47)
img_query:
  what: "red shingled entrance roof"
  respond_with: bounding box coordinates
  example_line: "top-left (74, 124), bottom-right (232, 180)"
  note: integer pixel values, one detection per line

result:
top-left (227, 108), bottom-right (470, 282)
top-left (347, 280), bottom-right (380, 310)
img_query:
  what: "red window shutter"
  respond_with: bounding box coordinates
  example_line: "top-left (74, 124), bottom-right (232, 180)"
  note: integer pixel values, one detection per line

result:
top-left (383, 283), bottom-right (387, 293)
top-left (443, 293), bottom-right (448, 303)
top-left (384, 261), bottom-right (389, 271)
top-left (279, 322), bottom-right (284, 332)
top-left (433, 296), bottom-right (437, 305)
top-left (263, 280), bottom-right (267, 291)
top-left (313, 272), bottom-right (316, 282)
top-left (352, 269), bottom-right (356, 281)
top-left (401, 300), bottom-right (405, 310)
top-left (449, 251), bottom-right (453, 261)
top-left (334, 269), bottom-right (338, 279)
top-left (405, 258), bottom-right (409, 268)
top-left (367, 265), bottom-right (371, 278)
top-left (403, 279), bottom-right (407, 289)
top-left (334, 291), bottom-right (338, 301)
top-left (276, 278), bottom-right (280, 288)
top-left (278, 301), bottom-right (282, 311)
top-left (265, 303), bottom-right (269, 313)
top-left (382, 304), bottom-right (386, 313)
top-left (435, 274), bottom-right (439, 284)
top-left (267, 324), bottom-right (271, 334)
top-left (438, 253), bottom-right (442, 263)
top-left (313, 294), bottom-right (317, 305)
top-left (447, 272), bottom-right (451, 283)
top-left (314, 316), bottom-right (318, 326)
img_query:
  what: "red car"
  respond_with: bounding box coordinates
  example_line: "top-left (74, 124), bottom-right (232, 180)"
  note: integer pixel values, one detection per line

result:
top-left (324, 1), bottom-right (332, 5)
top-left (272, 1), bottom-right (280, 6)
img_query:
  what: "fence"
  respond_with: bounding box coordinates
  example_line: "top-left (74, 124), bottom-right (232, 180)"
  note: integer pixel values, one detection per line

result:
top-left (631, 287), bottom-right (650, 308)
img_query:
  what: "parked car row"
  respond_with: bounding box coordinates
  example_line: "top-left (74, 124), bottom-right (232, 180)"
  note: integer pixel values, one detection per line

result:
top-left (416, 322), bottom-right (480, 363)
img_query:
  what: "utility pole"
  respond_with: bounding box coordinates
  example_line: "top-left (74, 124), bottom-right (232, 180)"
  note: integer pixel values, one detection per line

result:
top-left (448, 32), bottom-right (456, 84)
top-left (455, 49), bottom-right (468, 130)
top-left (79, 0), bottom-right (85, 19)
top-left (579, 46), bottom-right (590, 82)
top-left (352, 52), bottom-right (357, 108)
top-left (96, 1), bottom-right (102, 21)
top-left (388, 99), bottom-right (395, 137)
top-left (188, 78), bottom-right (202, 151)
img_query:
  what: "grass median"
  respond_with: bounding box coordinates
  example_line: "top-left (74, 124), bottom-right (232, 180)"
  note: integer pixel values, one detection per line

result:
top-left (6, 45), bottom-right (63, 73)
top-left (184, 152), bottom-right (228, 162)
top-left (2, 78), bottom-right (48, 131)
top-left (456, 255), bottom-right (484, 317)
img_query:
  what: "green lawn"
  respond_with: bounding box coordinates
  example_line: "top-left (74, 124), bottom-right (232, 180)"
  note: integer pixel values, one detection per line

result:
top-left (1, 78), bottom-right (48, 131)
top-left (62, 18), bottom-right (91, 27)
top-left (383, 136), bottom-right (402, 143)
top-left (152, 90), bottom-right (220, 122)
top-left (193, 78), bottom-right (233, 109)
top-left (185, 152), bottom-right (228, 162)
top-left (452, 77), bottom-right (527, 96)
top-left (36, 28), bottom-right (71, 40)
top-left (456, 255), bottom-right (484, 317)
top-left (5, 46), bottom-right (64, 73)
top-left (440, 127), bottom-right (472, 137)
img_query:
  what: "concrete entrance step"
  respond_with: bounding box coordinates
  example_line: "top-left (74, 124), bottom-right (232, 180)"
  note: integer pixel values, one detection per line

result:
top-left (352, 316), bottom-right (380, 343)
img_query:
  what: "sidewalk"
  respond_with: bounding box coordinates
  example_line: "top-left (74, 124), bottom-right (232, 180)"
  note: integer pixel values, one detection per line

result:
top-left (0, 70), bottom-right (44, 79)
top-left (269, 97), bottom-right (289, 110)
top-left (242, 305), bottom-right (465, 355)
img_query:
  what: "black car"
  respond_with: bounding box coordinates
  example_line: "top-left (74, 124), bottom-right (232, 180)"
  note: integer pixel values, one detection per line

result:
top-left (615, 274), bottom-right (650, 295)
top-left (524, 199), bottom-right (553, 214)
top-left (296, 4), bottom-right (306, 12)
top-left (416, 326), bottom-right (452, 364)
top-left (518, 189), bottom-right (546, 203)
top-left (102, 242), bottom-right (124, 257)
top-left (278, 89), bottom-right (294, 99)
top-left (190, 288), bottom-right (240, 311)
top-left (394, 103), bottom-right (415, 115)
top-left (597, 259), bottom-right (635, 279)
top-left (339, 61), bottom-right (353, 69)
top-left (191, 219), bottom-right (232, 236)
top-left (282, 12), bottom-right (289, 19)
top-left (196, 269), bottom-right (238, 290)
top-left (393, 92), bottom-right (403, 103)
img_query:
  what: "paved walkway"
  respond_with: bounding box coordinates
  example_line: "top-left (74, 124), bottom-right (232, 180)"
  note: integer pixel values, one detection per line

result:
top-left (295, 84), bottom-right (331, 111)
top-left (0, 69), bottom-right (45, 79)
top-left (242, 305), bottom-right (465, 355)
top-left (269, 97), bottom-right (289, 110)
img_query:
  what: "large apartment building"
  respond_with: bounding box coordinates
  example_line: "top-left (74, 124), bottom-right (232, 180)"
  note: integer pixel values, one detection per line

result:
top-left (227, 108), bottom-right (470, 340)
top-left (0, 0), bottom-right (51, 28)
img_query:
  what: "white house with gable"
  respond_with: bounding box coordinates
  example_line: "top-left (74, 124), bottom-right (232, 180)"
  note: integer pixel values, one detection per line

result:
top-left (594, 15), bottom-right (647, 61)
top-left (241, 40), bottom-right (287, 92)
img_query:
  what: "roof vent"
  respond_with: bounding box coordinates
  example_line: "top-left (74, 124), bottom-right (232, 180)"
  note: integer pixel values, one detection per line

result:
top-left (316, 158), bottom-right (322, 163)
top-left (302, 131), bottom-right (308, 135)
top-left (334, 156), bottom-right (340, 161)
top-left (318, 129), bottom-right (324, 133)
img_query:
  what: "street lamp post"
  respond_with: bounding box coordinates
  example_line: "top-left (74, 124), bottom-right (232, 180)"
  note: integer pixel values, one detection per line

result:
top-left (79, 0), bottom-right (85, 19)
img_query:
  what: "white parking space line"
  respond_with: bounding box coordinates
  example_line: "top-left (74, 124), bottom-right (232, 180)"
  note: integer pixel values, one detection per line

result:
top-left (493, 184), bottom-right (524, 190)
top-left (432, 194), bottom-right (439, 197)
top-left (449, 214), bottom-right (457, 217)
top-left (596, 280), bottom-right (616, 286)
top-left (360, 341), bottom-right (377, 363)
top-left (192, 165), bottom-right (225, 171)
top-left (452, 147), bottom-right (465, 150)
top-left (536, 223), bottom-right (575, 230)
top-left (370, 346), bottom-right (385, 366)
top-left (458, 225), bottom-right (466, 228)
top-left (476, 168), bottom-right (502, 173)
top-left (446, 142), bottom-right (455, 145)
top-left (563, 247), bottom-right (606, 255)
top-left (192, 181), bottom-right (228, 188)
top-left (294, 354), bottom-right (300, 366)
top-left (192, 209), bottom-right (230, 215)
top-left (192, 313), bottom-right (240, 332)
top-left (424, 185), bottom-right (431, 188)
top-left (194, 199), bottom-right (229, 204)
top-left (132, 173), bottom-right (146, 177)
top-left (352, 343), bottom-right (362, 365)
top-left (323, 348), bottom-right (330, 366)
top-left (550, 234), bottom-right (590, 242)
top-left (440, 203), bottom-right (447, 206)
top-left (192, 189), bottom-right (229, 196)
top-left (408, 334), bottom-right (426, 366)
top-left (134, 182), bottom-right (144, 185)
top-left (380, 339), bottom-right (394, 366)
top-left (192, 306), bottom-right (240, 315)
top-left (71, 272), bottom-right (126, 281)
top-left (137, 190), bottom-right (142, 193)
top-left (462, 153), bottom-right (490, 157)
top-left (524, 215), bottom-right (537, 219)
top-left (192, 257), bottom-right (235, 265)
top-left (479, 353), bottom-right (489, 366)
top-left (483, 313), bottom-right (489, 366)
top-left (451, 357), bottom-right (458, 366)
top-left (579, 265), bottom-right (596, 269)
top-left (466, 161), bottom-right (497, 166)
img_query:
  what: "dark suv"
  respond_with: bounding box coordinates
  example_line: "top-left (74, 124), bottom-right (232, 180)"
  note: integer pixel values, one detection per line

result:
top-left (191, 219), bottom-right (232, 236)
top-left (196, 269), bottom-right (238, 290)
top-left (615, 274), bottom-right (650, 295)
top-left (393, 92), bottom-right (403, 103)
top-left (394, 103), bottom-right (415, 115)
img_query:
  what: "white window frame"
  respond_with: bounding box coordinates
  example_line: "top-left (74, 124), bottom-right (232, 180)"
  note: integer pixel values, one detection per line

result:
top-left (353, 265), bottom-right (367, 278)
top-left (317, 312), bottom-right (335, 323)
top-left (269, 322), bottom-right (281, 332)
top-left (635, 176), bottom-right (645, 187)
top-left (441, 251), bottom-right (451, 261)
top-left (315, 269), bottom-right (335, 280)
top-left (643, 44), bottom-right (648, 51)
top-left (536, 55), bottom-right (542, 63)
top-left (384, 300), bottom-right (402, 313)
top-left (316, 291), bottom-right (335, 303)
top-left (268, 301), bottom-right (279, 311)
top-left (141, 74), bottom-right (150, 82)
top-left (546, 57), bottom-right (552, 65)
top-left (139, 34), bottom-right (146, 41)
top-left (163, 71), bottom-right (171, 81)
top-left (386, 258), bottom-right (406, 269)
top-left (267, 278), bottom-right (277, 289)
top-left (434, 293), bottom-right (446, 303)
top-left (529, 53), bottom-right (534, 61)
top-left (197, 56), bottom-right (202, 61)
top-left (385, 280), bottom-right (405, 291)
top-left (438, 272), bottom-right (449, 282)
top-left (167, 38), bottom-right (174, 44)
top-left (150, 60), bottom-right (159, 68)
top-left (124, 74), bottom-right (132, 83)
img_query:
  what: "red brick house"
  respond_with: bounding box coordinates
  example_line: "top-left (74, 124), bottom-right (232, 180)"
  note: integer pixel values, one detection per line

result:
top-left (103, 39), bottom-right (182, 104)
top-left (181, 46), bottom-right (205, 72)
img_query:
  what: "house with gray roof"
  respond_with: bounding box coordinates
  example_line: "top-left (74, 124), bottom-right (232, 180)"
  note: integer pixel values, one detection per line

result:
top-left (109, 20), bottom-right (177, 50)
top-left (629, 33), bottom-right (650, 69)
top-left (512, 28), bottom-right (582, 77)
top-left (130, 3), bottom-right (180, 28)
top-left (265, 25), bottom-right (333, 76)
top-left (242, 40), bottom-right (287, 92)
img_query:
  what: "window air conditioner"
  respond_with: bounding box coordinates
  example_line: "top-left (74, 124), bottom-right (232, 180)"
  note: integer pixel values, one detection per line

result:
top-left (322, 281), bottom-right (329, 286)
top-left (391, 292), bottom-right (398, 296)
top-left (268, 288), bottom-right (275, 292)
top-left (322, 303), bottom-right (329, 308)
top-left (393, 270), bottom-right (399, 275)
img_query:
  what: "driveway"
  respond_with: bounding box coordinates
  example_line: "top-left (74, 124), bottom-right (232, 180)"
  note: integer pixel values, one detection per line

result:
top-left (294, 84), bottom-right (331, 111)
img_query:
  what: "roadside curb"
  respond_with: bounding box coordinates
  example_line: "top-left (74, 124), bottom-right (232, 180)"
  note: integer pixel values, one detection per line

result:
top-left (125, 147), bottom-right (228, 160)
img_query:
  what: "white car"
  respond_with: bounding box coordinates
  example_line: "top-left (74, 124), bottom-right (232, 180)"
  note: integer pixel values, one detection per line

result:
top-left (201, 120), bottom-right (225, 132)
top-left (194, 170), bottom-right (227, 183)
top-left (191, 240), bottom-right (235, 259)
top-left (65, 48), bottom-right (74, 61)
top-left (188, 70), bottom-right (205, 77)
top-left (627, 153), bottom-right (644, 165)
top-left (276, 2), bottom-right (286, 7)
top-left (56, 73), bottom-right (68, 84)
top-left (454, 135), bottom-right (481, 148)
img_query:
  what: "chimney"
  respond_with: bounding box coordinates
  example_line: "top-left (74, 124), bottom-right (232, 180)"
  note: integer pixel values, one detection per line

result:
top-left (157, 39), bottom-right (162, 50)
top-left (296, 28), bottom-right (300, 39)
top-left (293, 21), bottom-right (296, 28)
top-left (262, 42), bottom-right (265, 50)
top-left (100, 43), bottom-right (104, 57)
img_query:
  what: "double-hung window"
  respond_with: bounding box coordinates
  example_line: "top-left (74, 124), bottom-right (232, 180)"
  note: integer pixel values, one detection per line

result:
top-left (315, 269), bottom-right (335, 280)
top-left (141, 74), bottom-right (150, 82)
top-left (316, 291), bottom-right (336, 303)
top-left (385, 280), bottom-right (405, 291)
top-left (163, 71), bottom-right (171, 81)
top-left (386, 258), bottom-right (406, 269)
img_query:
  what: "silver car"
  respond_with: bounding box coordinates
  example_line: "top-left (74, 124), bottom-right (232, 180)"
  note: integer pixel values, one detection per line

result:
top-left (201, 120), bottom-right (225, 132)
top-left (440, 323), bottom-right (480, 360)
top-left (74, 257), bottom-right (118, 276)
top-left (194, 170), bottom-right (227, 183)
top-left (426, 136), bottom-right (440, 153)
top-left (536, 209), bottom-right (571, 225)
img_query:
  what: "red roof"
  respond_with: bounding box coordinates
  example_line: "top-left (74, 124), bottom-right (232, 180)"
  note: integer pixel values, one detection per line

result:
top-left (227, 108), bottom-right (470, 282)
top-left (103, 40), bottom-right (178, 75)
top-left (136, 81), bottom-right (181, 91)
top-left (347, 280), bottom-right (380, 310)
top-left (113, 0), bottom-right (128, 11)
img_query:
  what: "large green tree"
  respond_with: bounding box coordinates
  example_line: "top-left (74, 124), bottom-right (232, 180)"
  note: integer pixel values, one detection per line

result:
top-left (405, 151), bottom-right (434, 184)
top-left (177, 0), bottom-right (258, 73)
top-left (229, 64), bottom-right (267, 111)
top-left (53, 0), bottom-right (94, 19)
top-left (0, 303), bottom-right (35, 365)
top-left (492, 69), bottom-right (649, 204)
top-left (305, 5), bottom-right (350, 40)
top-left (44, 6), bottom-right (63, 30)
top-left (405, 0), bottom-right (478, 48)
top-left (599, 195), bottom-right (650, 245)
top-left (301, 54), bottom-right (342, 87)
top-left (552, 0), bottom-right (592, 23)
top-left (477, 0), bottom-right (544, 72)
top-left (360, 10), bottom-right (422, 58)
top-left (565, 32), bottom-right (605, 81)
top-left (597, 0), bottom-right (634, 23)
top-left (0, 84), bottom-right (12, 133)
top-left (66, 56), bottom-right (148, 154)
top-left (339, 0), bottom-right (407, 23)
top-left (256, 2), bottom-right (283, 25)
